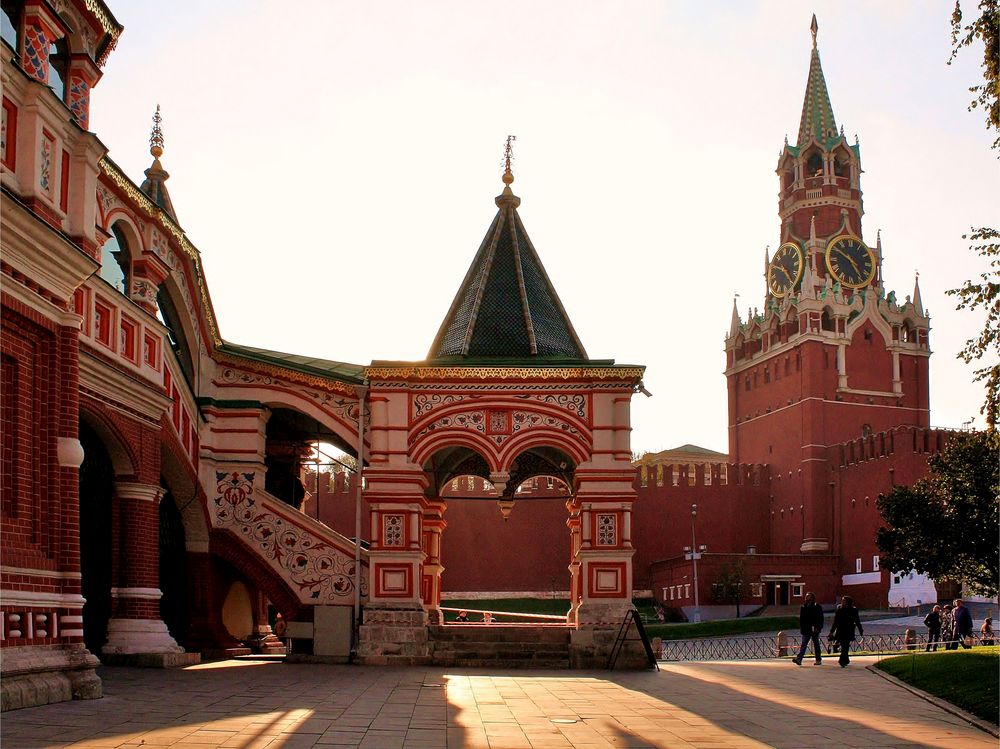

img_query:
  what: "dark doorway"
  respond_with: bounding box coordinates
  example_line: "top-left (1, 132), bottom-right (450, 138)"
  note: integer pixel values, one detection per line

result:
top-left (766, 582), bottom-right (790, 606)
top-left (158, 488), bottom-right (188, 646)
top-left (78, 421), bottom-right (114, 657)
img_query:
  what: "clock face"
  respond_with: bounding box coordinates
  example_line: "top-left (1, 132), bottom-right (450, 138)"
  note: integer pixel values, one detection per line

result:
top-left (825, 235), bottom-right (875, 288)
top-left (768, 242), bottom-right (803, 297)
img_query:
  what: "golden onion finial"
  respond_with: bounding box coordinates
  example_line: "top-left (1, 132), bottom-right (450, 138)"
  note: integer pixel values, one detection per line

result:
top-left (502, 134), bottom-right (516, 185)
top-left (150, 104), bottom-right (164, 158)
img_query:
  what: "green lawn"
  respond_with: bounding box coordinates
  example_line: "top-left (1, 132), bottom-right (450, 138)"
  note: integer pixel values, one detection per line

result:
top-left (441, 598), bottom-right (570, 621)
top-left (645, 616), bottom-right (799, 640)
top-left (875, 646), bottom-right (999, 725)
top-left (439, 598), bottom-right (659, 623)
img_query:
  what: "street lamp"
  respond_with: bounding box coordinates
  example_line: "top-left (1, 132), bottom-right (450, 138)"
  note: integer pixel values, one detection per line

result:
top-left (683, 503), bottom-right (707, 623)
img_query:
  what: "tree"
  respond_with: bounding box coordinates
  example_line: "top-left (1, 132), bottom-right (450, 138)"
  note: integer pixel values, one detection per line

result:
top-left (948, 227), bottom-right (1000, 428)
top-left (950, 0), bottom-right (999, 151)
top-left (948, 3), bottom-right (999, 425)
top-left (712, 558), bottom-right (750, 617)
top-left (876, 430), bottom-right (999, 597)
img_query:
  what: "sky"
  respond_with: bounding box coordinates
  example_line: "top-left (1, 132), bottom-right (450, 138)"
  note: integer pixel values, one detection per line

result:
top-left (89, 1), bottom-right (998, 455)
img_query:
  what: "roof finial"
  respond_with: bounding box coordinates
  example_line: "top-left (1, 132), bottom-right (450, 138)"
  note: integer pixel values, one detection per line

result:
top-left (150, 104), bottom-right (164, 159)
top-left (810, 14), bottom-right (818, 49)
top-left (502, 134), bottom-right (516, 186)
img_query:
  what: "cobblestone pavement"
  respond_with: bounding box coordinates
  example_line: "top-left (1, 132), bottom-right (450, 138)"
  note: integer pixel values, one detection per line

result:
top-left (1, 656), bottom-right (994, 748)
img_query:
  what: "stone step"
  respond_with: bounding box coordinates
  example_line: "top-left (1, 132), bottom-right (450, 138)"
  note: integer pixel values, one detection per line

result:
top-left (430, 626), bottom-right (570, 644)
top-left (430, 656), bottom-right (570, 669)
top-left (431, 646), bottom-right (569, 659)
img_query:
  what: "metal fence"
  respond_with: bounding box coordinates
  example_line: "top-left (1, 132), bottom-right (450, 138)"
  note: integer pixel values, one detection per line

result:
top-left (658, 632), bottom-right (991, 662)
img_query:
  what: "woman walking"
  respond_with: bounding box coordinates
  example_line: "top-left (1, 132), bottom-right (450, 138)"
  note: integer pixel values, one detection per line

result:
top-left (829, 595), bottom-right (864, 667)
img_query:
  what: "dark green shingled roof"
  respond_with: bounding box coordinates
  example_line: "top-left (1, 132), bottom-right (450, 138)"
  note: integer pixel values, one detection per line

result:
top-left (797, 18), bottom-right (838, 148)
top-left (218, 342), bottom-right (365, 384)
top-left (428, 184), bottom-right (588, 361)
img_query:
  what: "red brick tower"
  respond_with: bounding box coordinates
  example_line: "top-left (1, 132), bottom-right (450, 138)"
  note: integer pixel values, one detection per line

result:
top-left (724, 17), bottom-right (931, 554)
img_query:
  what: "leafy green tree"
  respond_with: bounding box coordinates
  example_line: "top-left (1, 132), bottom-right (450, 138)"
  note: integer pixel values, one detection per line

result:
top-left (949, 3), bottom-right (999, 425)
top-left (948, 227), bottom-right (1000, 428)
top-left (712, 558), bottom-right (750, 617)
top-left (876, 430), bottom-right (999, 597)
top-left (950, 0), bottom-right (999, 151)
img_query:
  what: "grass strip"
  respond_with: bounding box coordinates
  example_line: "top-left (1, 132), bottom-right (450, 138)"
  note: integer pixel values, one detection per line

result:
top-left (874, 646), bottom-right (999, 725)
top-left (645, 616), bottom-right (799, 640)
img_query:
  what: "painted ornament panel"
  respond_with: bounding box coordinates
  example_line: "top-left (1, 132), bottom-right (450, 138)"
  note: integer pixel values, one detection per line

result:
top-left (212, 471), bottom-right (367, 602)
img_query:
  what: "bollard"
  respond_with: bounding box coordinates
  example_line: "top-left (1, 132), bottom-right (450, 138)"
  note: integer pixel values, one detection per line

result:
top-left (904, 628), bottom-right (917, 651)
top-left (776, 631), bottom-right (788, 657)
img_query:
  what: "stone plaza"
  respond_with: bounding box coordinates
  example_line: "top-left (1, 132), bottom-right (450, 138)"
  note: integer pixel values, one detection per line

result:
top-left (1, 657), bottom-right (994, 749)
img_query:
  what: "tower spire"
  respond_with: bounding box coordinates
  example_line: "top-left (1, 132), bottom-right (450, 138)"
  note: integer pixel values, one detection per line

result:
top-left (797, 15), bottom-right (838, 146)
top-left (912, 271), bottom-right (924, 316)
top-left (496, 134), bottom-right (520, 208)
top-left (140, 104), bottom-right (178, 221)
top-left (150, 104), bottom-right (164, 158)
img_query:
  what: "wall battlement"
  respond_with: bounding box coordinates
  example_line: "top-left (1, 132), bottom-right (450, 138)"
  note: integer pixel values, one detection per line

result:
top-left (831, 426), bottom-right (951, 469)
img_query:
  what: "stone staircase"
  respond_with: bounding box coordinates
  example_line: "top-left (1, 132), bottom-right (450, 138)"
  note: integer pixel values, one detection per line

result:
top-left (428, 625), bottom-right (571, 669)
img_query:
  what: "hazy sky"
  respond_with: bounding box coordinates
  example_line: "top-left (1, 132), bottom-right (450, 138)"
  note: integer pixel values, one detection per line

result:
top-left (90, 1), bottom-right (997, 454)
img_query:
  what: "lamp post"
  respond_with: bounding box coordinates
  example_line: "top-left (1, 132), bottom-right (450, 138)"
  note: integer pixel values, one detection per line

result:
top-left (683, 503), bottom-right (707, 623)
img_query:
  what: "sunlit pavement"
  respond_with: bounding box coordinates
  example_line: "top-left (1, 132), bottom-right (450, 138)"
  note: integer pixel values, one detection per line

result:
top-left (2, 655), bottom-right (994, 748)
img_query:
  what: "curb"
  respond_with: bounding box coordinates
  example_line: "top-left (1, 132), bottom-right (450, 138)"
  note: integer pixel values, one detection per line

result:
top-left (866, 663), bottom-right (999, 738)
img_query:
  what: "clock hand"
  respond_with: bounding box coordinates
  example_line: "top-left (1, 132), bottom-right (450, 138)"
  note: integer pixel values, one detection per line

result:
top-left (836, 249), bottom-right (862, 277)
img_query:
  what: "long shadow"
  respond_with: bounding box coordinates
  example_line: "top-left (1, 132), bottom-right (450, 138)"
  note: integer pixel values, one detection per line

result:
top-left (2, 658), bottom-right (993, 748)
top-left (0, 661), bottom-right (463, 749)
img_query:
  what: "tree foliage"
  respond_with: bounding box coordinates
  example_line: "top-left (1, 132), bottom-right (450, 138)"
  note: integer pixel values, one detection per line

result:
top-left (712, 558), bottom-right (749, 617)
top-left (950, 0), bottom-right (1000, 151)
top-left (876, 430), bottom-right (999, 597)
top-left (948, 227), bottom-right (1000, 428)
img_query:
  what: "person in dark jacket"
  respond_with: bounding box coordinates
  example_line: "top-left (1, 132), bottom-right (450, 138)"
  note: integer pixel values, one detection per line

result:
top-left (828, 595), bottom-right (863, 667)
top-left (924, 605), bottom-right (942, 651)
top-left (792, 592), bottom-right (825, 665)
top-left (953, 599), bottom-right (974, 649)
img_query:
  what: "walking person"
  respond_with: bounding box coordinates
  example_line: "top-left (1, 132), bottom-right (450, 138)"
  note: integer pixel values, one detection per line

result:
top-left (953, 599), bottom-right (974, 649)
top-left (941, 604), bottom-right (956, 650)
top-left (924, 605), bottom-right (942, 652)
top-left (792, 592), bottom-right (825, 665)
top-left (829, 595), bottom-right (863, 667)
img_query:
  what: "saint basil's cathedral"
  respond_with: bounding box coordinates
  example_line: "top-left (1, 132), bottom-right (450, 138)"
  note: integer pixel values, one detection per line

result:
top-left (1, 0), bottom-right (947, 710)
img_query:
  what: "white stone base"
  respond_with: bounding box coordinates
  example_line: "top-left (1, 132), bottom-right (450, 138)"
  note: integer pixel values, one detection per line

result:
top-left (1, 644), bottom-right (101, 711)
top-left (102, 618), bottom-right (184, 655)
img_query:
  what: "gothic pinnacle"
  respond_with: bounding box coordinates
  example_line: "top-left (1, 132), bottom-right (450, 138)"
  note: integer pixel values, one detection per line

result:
top-left (810, 14), bottom-right (818, 49)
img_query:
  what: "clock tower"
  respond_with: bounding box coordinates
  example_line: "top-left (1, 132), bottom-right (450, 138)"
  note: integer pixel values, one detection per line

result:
top-left (725, 16), bottom-right (931, 554)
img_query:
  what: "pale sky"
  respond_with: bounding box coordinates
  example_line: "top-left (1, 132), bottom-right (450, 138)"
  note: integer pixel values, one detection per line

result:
top-left (90, 1), bottom-right (998, 454)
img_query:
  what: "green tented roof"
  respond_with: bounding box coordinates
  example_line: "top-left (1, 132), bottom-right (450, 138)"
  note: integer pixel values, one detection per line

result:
top-left (428, 186), bottom-right (588, 361)
top-left (797, 41), bottom-right (837, 147)
top-left (218, 342), bottom-right (365, 384)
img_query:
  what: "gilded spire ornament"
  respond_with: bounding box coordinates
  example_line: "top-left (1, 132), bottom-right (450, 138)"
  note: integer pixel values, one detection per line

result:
top-left (810, 14), bottom-right (818, 48)
top-left (502, 134), bottom-right (516, 185)
top-left (150, 104), bottom-right (164, 158)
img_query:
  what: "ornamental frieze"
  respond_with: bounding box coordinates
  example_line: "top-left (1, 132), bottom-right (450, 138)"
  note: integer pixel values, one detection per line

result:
top-left (216, 364), bottom-right (360, 400)
top-left (413, 393), bottom-right (468, 418)
top-left (511, 411), bottom-right (583, 439)
top-left (411, 391), bottom-right (588, 421)
top-left (412, 408), bottom-right (584, 446)
top-left (513, 393), bottom-right (587, 419)
top-left (413, 410), bottom-right (486, 442)
top-left (211, 471), bottom-right (367, 603)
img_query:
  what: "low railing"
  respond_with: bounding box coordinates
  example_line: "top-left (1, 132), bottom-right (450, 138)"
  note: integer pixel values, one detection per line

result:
top-left (658, 632), bottom-right (991, 661)
top-left (438, 606), bottom-right (568, 626)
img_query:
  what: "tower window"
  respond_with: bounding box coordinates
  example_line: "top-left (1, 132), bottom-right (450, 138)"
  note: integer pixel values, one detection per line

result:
top-left (1, 1), bottom-right (19, 51)
top-left (806, 152), bottom-right (823, 177)
top-left (99, 224), bottom-right (131, 294)
top-left (48, 39), bottom-right (68, 102)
